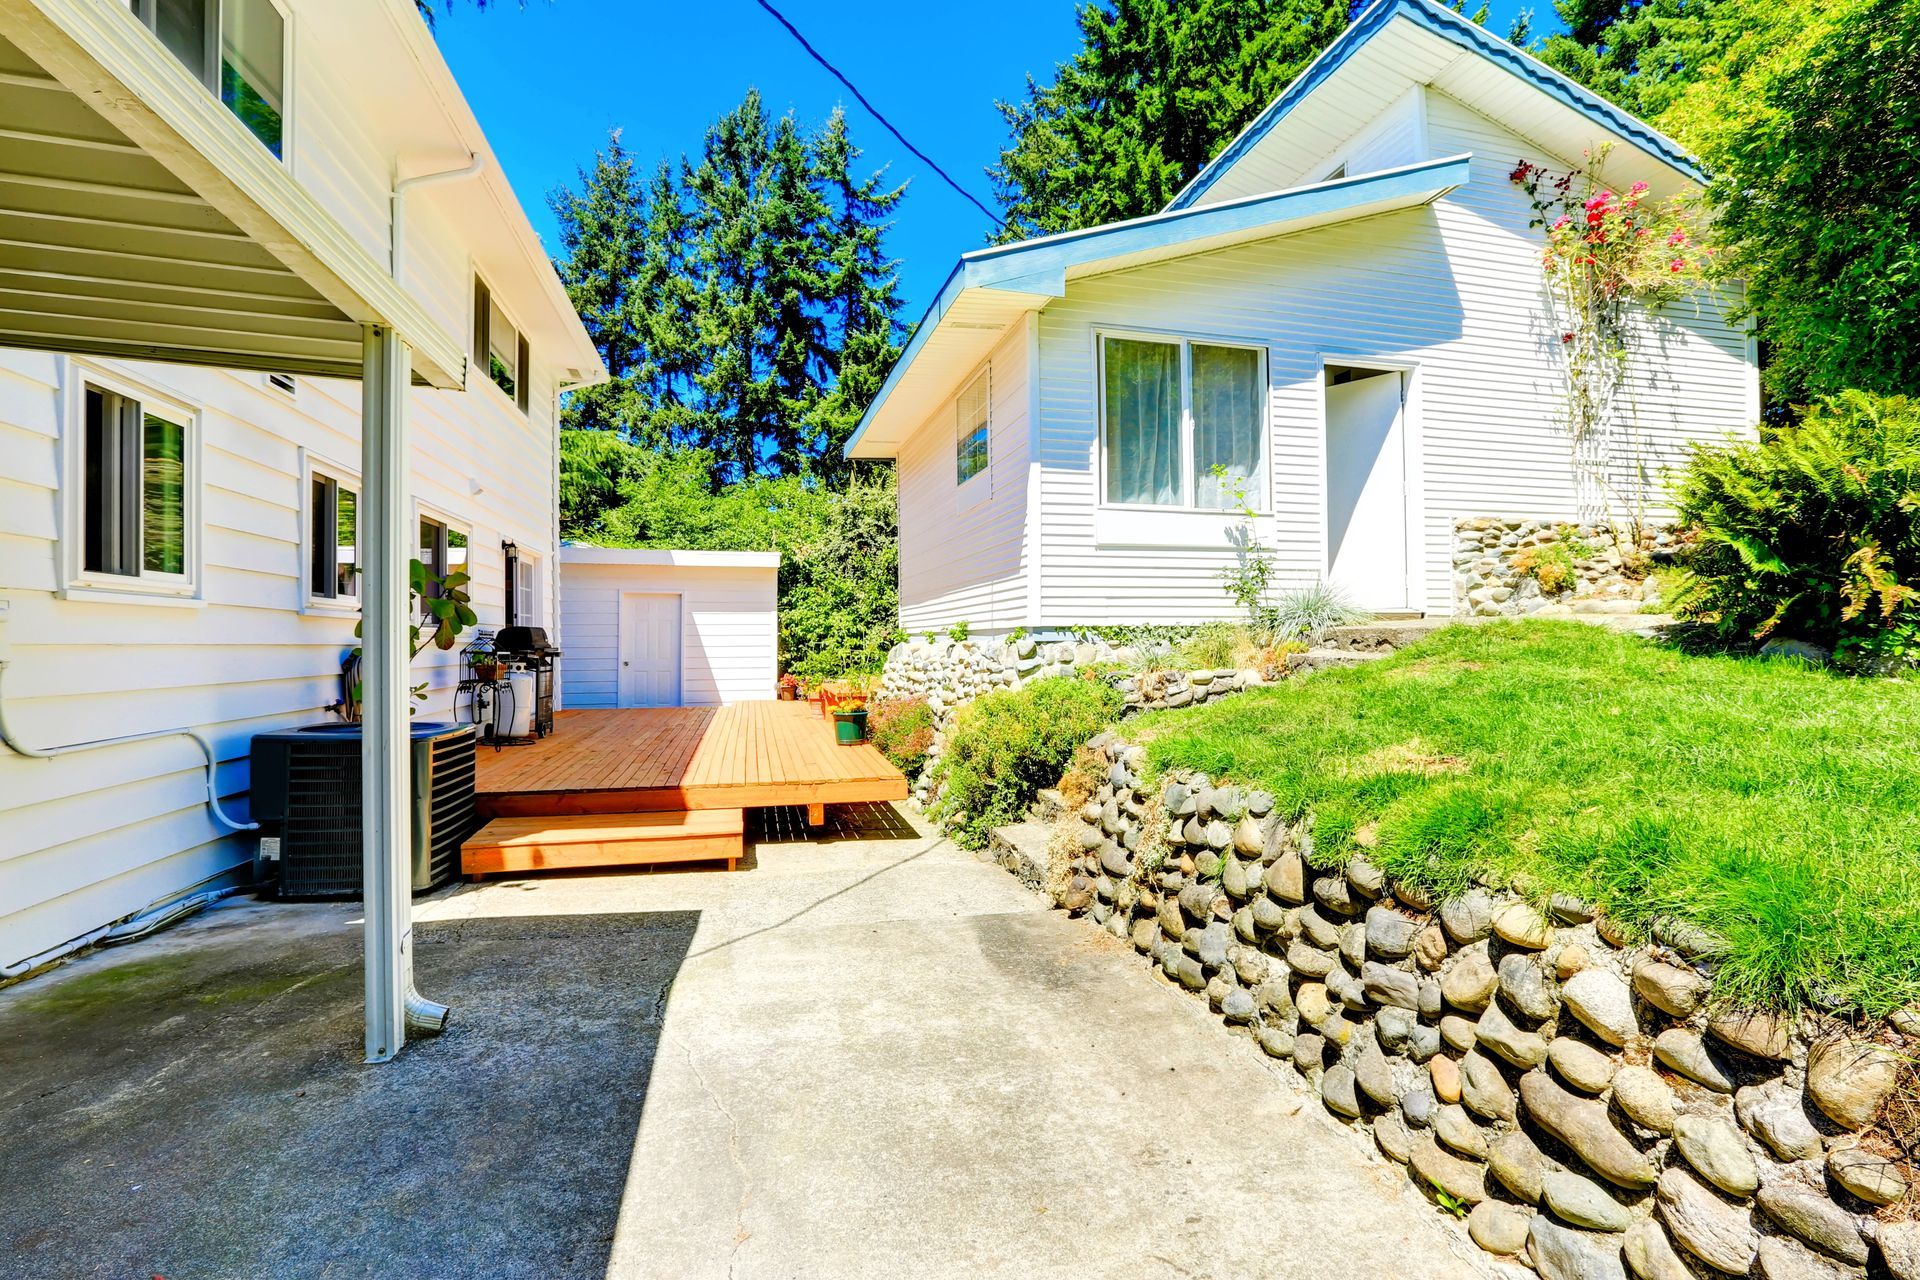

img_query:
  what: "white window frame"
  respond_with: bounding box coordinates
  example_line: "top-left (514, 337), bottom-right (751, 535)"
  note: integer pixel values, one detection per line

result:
top-left (507, 545), bottom-right (541, 628)
top-left (299, 448), bottom-right (360, 615)
top-left (125, 0), bottom-right (295, 164)
top-left (1095, 327), bottom-right (1271, 515)
top-left (471, 270), bottom-right (531, 416)
top-left (58, 359), bottom-right (205, 604)
top-left (955, 366), bottom-right (991, 495)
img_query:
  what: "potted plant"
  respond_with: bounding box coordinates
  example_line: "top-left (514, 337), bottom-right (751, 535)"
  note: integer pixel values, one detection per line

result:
top-left (473, 655), bottom-right (507, 683)
top-left (777, 673), bottom-right (800, 701)
top-left (830, 699), bottom-right (869, 746)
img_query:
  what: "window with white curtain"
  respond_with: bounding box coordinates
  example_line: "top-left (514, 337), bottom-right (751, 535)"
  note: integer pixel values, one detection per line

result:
top-left (1101, 333), bottom-right (1266, 509)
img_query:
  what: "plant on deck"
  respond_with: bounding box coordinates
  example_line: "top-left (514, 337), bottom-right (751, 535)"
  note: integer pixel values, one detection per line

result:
top-left (1130, 621), bottom-right (1920, 1016)
top-left (934, 676), bottom-right (1126, 849)
top-left (1670, 390), bottom-right (1920, 671)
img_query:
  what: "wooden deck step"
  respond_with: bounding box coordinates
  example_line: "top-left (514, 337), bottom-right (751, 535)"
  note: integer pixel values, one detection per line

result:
top-left (461, 809), bottom-right (745, 879)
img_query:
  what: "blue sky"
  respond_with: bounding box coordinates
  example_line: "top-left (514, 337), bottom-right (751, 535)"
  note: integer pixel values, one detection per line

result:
top-left (435, 0), bottom-right (1550, 317)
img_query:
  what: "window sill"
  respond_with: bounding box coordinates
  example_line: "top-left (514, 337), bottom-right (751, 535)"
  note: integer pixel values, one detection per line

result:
top-left (60, 583), bottom-right (205, 608)
top-left (301, 598), bottom-right (362, 619)
top-left (1092, 505), bottom-right (1270, 550)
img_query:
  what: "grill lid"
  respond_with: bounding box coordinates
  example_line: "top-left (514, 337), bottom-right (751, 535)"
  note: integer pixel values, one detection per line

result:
top-left (495, 625), bottom-right (558, 656)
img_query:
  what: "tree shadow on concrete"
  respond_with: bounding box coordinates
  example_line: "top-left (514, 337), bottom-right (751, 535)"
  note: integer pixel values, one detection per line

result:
top-left (0, 900), bottom-right (698, 1280)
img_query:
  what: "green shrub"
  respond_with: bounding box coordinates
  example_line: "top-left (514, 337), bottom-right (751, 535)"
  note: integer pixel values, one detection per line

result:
top-left (933, 676), bottom-right (1125, 849)
top-left (1671, 391), bottom-right (1920, 670)
top-left (867, 696), bottom-right (934, 779)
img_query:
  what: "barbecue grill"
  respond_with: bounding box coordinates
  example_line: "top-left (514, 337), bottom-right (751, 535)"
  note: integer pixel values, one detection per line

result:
top-left (493, 625), bottom-right (558, 738)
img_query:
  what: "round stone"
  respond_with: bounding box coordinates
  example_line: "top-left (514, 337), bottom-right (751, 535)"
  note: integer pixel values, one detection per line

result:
top-left (1673, 1113), bottom-right (1760, 1197)
top-left (1633, 960), bottom-right (1708, 1018)
top-left (1562, 969), bottom-right (1639, 1046)
top-left (1321, 1064), bottom-right (1361, 1117)
top-left (1806, 1038), bottom-right (1901, 1130)
top-left (1434, 1102), bottom-right (1489, 1159)
top-left (1611, 1065), bottom-right (1676, 1135)
top-left (1461, 1049), bottom-right (1517, 1123)
top-left (1493, 901), bottom-right (1552, 948)
top-left (1827, 1146), bottom-right (1906, 1206)
top-left (1734, 1085), bottom-right (1824, 1163)
top-left (1439, 889), bottom-right (1495, 944)
top-left (1653, 1028), bottom-right (1734, 1093)
top-left (1499, 951), bottom-right (1561, 1021)
top-left (1468, 1201), bottom-right (1531, 1256)
top-left (1487, 1128), bottom-right (1548, 1203)
top-left (1543, 1170), bottom-right (1634, 1232)
top-left (1623, 1220), bottom-right (1693, 1280)
top-left (1658, 1168), bottom-right (1757, 1275)
top-left (1365, 903), bottom-right (1421, 960)
top-left (1440, 1015), bottom-right (1478, 1053)
top-left (1414, 925), bottom-right (1450, 972)
top-left (1441, 946), bottom-right (1498, 1012)
top-left (1755, 1183), bottom-right (1869, 1265)
top-left (1546, 1038), bottom-right (1616, 1094)
top-left (1374, 1107), bottom-right (1413, 1163)
top-left (1430, 1054), bottom-right (1462, 1104)
top-left (1554, 943), bottom-right (1589, 980)
top-left (1296, 982), bottom-right (1332, 1027)
top-left (1707, 1010), bottom-right (1792, 1061)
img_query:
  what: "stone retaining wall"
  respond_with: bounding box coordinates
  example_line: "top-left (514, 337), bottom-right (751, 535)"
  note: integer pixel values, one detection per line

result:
top-left (1455, 519), bottom-right (1675, 619)
top-left (1030, 732), bottom-right (1917, 1280)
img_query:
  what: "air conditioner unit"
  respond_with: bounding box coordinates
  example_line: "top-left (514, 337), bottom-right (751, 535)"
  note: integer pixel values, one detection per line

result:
top-left (249, 722), bottom-right (479, 899)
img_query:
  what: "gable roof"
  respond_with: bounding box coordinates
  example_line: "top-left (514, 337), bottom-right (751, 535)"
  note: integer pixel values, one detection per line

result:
top-left (1169, 0), bottom-right (1703, 212)
top-left (843, 154), bottom-right (1469, 459)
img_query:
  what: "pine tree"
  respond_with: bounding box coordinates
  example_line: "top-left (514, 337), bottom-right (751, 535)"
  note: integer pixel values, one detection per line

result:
top-left (550, 91), bottom-right (904, 492)
top-left (1532, 0), bottom-right (1730, 121)
top-left (990, 0), bottom-right (1351, 242)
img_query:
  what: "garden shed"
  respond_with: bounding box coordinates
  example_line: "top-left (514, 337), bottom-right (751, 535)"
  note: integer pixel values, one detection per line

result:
top-left (557, 547), bottom-right (780, 708)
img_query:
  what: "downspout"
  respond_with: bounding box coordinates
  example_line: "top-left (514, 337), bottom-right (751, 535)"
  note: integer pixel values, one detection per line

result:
top-left (391, 154), bottom-right (486, 281)
top-left (0, 658), bottom-right (257, 833)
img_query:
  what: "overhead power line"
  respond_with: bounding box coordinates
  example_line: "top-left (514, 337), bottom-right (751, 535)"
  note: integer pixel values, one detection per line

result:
top-left (746, 0), bottom-right (1006, 229)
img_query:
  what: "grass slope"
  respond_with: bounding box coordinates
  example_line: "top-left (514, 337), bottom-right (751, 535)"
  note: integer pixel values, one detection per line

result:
top-left (1130, 622), bottom-right (1920, 1016)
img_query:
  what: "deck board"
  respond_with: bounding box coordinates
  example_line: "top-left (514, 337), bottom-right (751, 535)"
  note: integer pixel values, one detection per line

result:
top-left (475, 702), bottom-right (909, 817)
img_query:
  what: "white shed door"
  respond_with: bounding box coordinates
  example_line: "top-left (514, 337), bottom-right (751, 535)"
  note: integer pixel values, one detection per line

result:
top-left (619, 593), bottom-right (681, 707)
top-left (1325, 373), bottom-right (1410, 612)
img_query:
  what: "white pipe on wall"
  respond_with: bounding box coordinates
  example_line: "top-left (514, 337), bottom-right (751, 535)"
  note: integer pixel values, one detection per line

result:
top-left (0, 658), bottom-right (258, 833)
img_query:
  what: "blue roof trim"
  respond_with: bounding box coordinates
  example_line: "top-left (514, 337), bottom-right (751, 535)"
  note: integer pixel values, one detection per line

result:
top-left (1166, 0), bottom-right (1704, 214)
top-left (844, 154), bottom-right (1470, 459)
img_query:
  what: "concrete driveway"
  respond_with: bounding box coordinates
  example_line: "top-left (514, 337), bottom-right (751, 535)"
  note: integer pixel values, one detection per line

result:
top-left (2, 803), bottom-right (1491, 1279)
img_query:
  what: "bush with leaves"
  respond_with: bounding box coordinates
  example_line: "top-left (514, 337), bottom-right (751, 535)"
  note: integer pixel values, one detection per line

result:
top-left (1670, 391), bottom-right (1920, 669)
top-left (934, 676), bottom-right (1126, 849)
top-left (867, 696), bottom-right (934, 780)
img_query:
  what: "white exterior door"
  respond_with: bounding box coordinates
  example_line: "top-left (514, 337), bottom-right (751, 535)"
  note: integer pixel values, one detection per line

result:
top-left (1325, 372), bottom-right (1410, 612)
top-left (619, 593), bottom-right (681, 707)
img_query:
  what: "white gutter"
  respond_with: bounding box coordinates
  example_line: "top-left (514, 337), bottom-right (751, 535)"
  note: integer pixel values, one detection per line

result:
top-left (391, 153), bottom-right (486, 284)
top-left (0, 658), bottom-right (257, 833)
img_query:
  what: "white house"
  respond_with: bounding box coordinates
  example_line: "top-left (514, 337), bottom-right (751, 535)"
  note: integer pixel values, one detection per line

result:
top-left (845, 0), bottom-right (1759, 634)
top-left (0, 0), bottom-right (604, 1054)
top-left (558, 547), bottom-right (780, 708)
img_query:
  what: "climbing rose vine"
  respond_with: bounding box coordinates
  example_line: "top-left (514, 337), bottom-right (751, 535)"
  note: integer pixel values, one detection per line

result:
top-left (1510, 147), bottom-right (1713, 535)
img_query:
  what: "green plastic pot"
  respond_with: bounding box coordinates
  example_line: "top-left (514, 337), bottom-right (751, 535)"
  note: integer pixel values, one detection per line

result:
top-left (832, 709), bottom-right (869, 745)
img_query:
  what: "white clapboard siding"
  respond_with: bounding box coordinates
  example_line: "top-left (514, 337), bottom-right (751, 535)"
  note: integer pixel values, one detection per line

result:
top-left (1021, 91), bottom-right (1754, 625)
top-left (0, 322), bottom-right (563, 966)
top-left (558, 559), bottom-right (777, 707)
top-left (894, 318), bottom-right (1031, 635)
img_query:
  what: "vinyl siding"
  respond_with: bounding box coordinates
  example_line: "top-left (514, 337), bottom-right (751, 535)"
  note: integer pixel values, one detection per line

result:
top-left (0, 353), bottom-right (561, 970)
top-left (1028, 90), bottom-right (1755, 625)
top-left (893, 317), bottom-right (1032, 635)
top-left (557, 562), bottom-right (777, 708)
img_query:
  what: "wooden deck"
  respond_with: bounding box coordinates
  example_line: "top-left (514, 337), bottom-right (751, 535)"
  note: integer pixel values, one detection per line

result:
top-left (473, 702), bottom-right (909, 818)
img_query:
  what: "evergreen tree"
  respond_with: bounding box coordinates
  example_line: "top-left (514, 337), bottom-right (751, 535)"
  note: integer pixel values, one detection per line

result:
top-left (1533, 0), bottom-right (1730, 121)
top-left (549, 92), bottom-right (904, 490)
top-left (990, 0), bottom-right (1352, 242)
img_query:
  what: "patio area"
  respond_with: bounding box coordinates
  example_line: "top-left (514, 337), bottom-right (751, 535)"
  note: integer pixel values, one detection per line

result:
top-left (1, 803), bottom-right (1491, 1279)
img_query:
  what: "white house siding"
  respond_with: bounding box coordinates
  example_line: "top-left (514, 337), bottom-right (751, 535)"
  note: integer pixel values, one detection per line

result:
top-left (1030, 91), bottom-right (1756, 626)
top-left (0, 340), bottom-right (561, 969)
top-left (893, 318), bottom-right (1032, 636)
top-left (558, 560), bottom-right (777, 707)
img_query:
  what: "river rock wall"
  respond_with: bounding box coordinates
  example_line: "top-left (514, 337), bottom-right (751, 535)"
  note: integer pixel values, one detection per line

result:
top-left (1455, 519), bottom-right (1675, 619)
top-left (1030, 732), bottom-right (1917, 1280)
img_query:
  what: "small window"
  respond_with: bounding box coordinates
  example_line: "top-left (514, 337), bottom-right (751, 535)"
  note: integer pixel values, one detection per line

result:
top-left (473, 276), bottom-right (532, 412)
top-left (955, 369), bottom-right (990, 486)
top-left (80, 383), bottom-right (192, 583)
top-left (505, 545), bottom-right (539, 627)
top-left (1101, 333), bottom-right (1266, 509)
top-left (417, 515), bottom-right (468, 615)
top-left (307, 469), bottom-right (358, 603)
top-left (131, 0), bottom-right (286, 158)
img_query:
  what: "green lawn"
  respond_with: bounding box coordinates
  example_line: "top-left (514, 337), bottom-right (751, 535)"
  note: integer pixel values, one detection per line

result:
top-left (1129, 621), bottom-right (1920, 1017)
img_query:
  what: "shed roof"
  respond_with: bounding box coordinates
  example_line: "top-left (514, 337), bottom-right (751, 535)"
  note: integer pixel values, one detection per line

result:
top-left (560, 547), bottom-right (782, 570)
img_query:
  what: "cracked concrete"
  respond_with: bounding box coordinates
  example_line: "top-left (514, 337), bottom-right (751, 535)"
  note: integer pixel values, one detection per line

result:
top-left (3, 802), bottom-right (1497, 1279)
